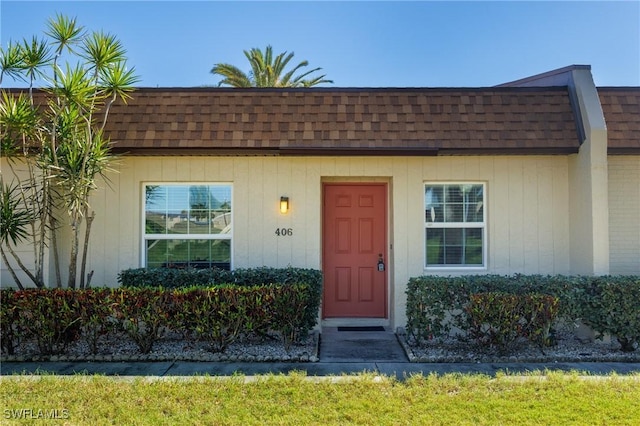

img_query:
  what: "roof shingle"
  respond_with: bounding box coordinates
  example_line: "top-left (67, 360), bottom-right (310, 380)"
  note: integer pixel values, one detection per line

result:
top-left (599, 88), bottom-right (640, 154)
top-left (101, 87), bottom-right (580, 155)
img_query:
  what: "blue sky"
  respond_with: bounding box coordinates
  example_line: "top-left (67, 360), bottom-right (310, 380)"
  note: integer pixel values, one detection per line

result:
top-left (1, 1), bottom-right (639, 88)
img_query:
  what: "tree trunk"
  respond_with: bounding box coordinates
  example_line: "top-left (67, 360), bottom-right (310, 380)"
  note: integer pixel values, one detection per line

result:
top-left (80, 211), bottom-right (95, 289)
top-left (67, 220), bottom-right (80, 289)
top-left (35, 178), bottom-right (49, 287)
top-left (6, 243), bottom-right (40, 288)
top-left (49, 214), bottom-right (62, 288)
top-left (0, 246), bottom-right (25, 290)
top-left (9, 160), bottom-right (45, 288)
top-left (86, 270), bottom-right (94, 289)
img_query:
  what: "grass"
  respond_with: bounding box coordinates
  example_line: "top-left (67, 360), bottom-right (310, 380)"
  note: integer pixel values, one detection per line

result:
top-left (2, 371), bottom-right (639, 425)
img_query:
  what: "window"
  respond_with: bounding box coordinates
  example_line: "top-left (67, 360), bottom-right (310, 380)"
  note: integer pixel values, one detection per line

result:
top-left (144, 184), bottom-right (232, 270)
top-left (424, 183), bottom-right (485, 268)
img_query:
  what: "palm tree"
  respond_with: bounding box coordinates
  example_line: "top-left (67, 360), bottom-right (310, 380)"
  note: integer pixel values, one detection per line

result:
top-left (211, 45), bottom-right (332, 87)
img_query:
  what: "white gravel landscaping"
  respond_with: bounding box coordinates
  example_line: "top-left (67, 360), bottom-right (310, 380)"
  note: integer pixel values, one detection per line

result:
top-left (1, 330), bottom-right (319, 363)
top-left (3, 328), bottom-right (639, 364)
top-left (398, 329), bottom-right (640, 363)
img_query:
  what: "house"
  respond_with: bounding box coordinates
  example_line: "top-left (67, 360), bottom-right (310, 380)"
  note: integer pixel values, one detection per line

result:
top-left (1, 65), bottom-right (638, 330)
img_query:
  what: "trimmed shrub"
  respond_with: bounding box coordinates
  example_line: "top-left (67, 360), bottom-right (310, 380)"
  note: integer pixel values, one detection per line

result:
top-left (172, 284), bottom-right (316, 351)
top-left (272, 284), bottom-right (312, 348)
top-left (75, 288), bottom-right (116, 354)
top-left (11, 289), bottom-right (82, 355)
top-left (111, 288), bottom-right (173, 354)
top-left (580, 276), bottom-right (640, 352)
top-left (405, 275), bottom-right (469, 342)
top-left (174, 287), bottom-right (251, 352)
top-left (239, 285), bottom-right (278, 337)
top-left (466, 293), bottom-right (524, 351)
top-left (466, 292), bottom-right (559, 352)
top-left (406, 275), bottom-right (583, 344)
top-left (1, 282), bottom-right (321, 357)
top-left (0, 289), bottom-right (19, 355)
top-left (406, 274), bottom-right (638, 353)
top-left (520, 293), bottom-right (560, 347)
top-left (119, 266), bottom-right (323, 338)
top-left (118, 268), bottom-right (233, 289)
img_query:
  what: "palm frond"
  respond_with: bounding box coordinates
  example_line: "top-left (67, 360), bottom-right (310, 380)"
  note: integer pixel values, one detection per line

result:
top-left (0, 179), bottom-right (34, 245)
top-left (99, 61), bottom-right (139, 102)
top-left (50, 63), bottom-right (94, 111)
top-left (20, 36), bottom-right (53, 84)
top-left (45, 13), bottom-right (85, 57)
top-left (80, 31), bottom-right (127, 75)
top-left (0, 41), bottom-right (27, 85)
top-left (0, 91), bottom-right (41, 155)
top-left (210, 63), bottom-right (252, 87)
top-left (212, 45), bottom-right (332, 87)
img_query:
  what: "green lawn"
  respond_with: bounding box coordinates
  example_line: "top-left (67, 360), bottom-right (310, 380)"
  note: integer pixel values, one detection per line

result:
top-left (2, 371), bottom-right (639, 425)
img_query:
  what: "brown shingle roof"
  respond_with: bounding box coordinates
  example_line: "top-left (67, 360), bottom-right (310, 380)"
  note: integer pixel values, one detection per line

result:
top-left (101, 87), bottom-right (580, 155)
top-left (599, 88), bottom-right (640, 154)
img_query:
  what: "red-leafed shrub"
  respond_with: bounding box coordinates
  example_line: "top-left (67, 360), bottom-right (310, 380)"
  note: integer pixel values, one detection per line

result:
top-left (75, 288), bottom-right (116, 354)
top-left (520, 293), bottom-right (560, 348)
top-left (0, 289), bottom-right (19, 355)
top-left (110, 288), bottom-right (173, 354)
top-left (173, 287), bottom-right (248, 352)
top-left (272, 284), bottom-right (311, 348)
top-left (11, 289), bottom-right (82, 355)
top-left (0, 280), bottom-right (318, 357)
top-left (466, 292), bottom-right (559, 353)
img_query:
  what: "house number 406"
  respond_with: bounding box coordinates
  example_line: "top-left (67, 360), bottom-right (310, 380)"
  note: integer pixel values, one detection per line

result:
top-left (275, 228), bottom-right (293, 236)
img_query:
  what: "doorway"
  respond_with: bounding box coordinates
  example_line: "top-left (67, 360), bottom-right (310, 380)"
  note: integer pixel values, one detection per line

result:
top-left (322, 183), bottom-right (388, 318)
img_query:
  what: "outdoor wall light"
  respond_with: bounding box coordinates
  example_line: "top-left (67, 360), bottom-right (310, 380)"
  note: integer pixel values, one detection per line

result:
top-left (280, 196), bottom-right (290, 214)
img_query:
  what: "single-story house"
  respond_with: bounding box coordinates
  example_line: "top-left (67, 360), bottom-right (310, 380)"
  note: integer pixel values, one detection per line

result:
top-left (2, 65), bottom-right (639, 330)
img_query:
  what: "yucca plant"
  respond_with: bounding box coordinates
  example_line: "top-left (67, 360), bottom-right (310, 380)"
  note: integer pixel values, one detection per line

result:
top-left (1, 13), bottom-right (138, 289)
top-left (0, 180), bottom-right (36, 289)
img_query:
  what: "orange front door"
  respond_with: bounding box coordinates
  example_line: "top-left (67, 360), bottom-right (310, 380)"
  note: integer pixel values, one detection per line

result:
top-left (323, 183), bottom-right (387, 318)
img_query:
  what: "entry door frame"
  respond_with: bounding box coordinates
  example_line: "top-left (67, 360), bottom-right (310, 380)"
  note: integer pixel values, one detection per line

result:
top-left (321, 181), bottom-right (389, 320)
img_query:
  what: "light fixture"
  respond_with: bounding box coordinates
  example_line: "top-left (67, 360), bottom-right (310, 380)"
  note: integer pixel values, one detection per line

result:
top-left (280, 196), bottom-right (290, 214)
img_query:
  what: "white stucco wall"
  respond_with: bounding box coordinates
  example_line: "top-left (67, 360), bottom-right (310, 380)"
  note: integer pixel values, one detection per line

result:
top-left (73, 155), bottom-right (572, 327)
top-left (0, 158), bottom-right (50, 288)
top-left (501, 66), bottom-right (611, 276)
top-left (608, 155), bottom-right (640, 274)
top-left (0, 153), bottom-right (600, 327)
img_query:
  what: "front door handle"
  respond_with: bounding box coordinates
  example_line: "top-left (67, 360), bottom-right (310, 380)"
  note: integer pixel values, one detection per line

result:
top-left (377, 253), bottom-right (385, 272)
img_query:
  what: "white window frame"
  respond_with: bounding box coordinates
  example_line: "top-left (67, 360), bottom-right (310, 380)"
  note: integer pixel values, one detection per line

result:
top-left (424, 182), bottom-right (487, 271)
top-left (141, 182), bottom-right (233, 269)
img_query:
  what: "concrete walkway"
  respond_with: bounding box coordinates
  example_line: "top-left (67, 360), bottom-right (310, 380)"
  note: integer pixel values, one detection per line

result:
top-left (2, 329), bottom-right (639, 379)
top-left (319, 327), bottom-right (408, 362)
top-left (3, 360), bottom-right (640, 380)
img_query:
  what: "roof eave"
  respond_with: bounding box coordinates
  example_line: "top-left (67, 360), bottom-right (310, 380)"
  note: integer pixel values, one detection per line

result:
top-left (110, 146), bottom-right (580, 157)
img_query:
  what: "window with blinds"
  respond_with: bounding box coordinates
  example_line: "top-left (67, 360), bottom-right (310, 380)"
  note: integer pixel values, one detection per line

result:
top-left (143, 184), bottom-right (232, 270)
top-left (424, 183), bottom-right (485, 268)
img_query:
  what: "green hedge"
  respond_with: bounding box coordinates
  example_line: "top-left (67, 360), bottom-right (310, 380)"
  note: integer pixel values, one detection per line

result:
top-left (580, 276), bottom-right (640, 352)
top-left (118, 266), bottom-right (322, 335)
top-left (406, 274), bottom-right (639, 352)
top-left (118, 268), bottom-right (233, 288)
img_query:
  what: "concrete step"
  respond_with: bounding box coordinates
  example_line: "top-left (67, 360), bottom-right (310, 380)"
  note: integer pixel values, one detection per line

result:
top-left (319, 327), bottom-right (407, 362)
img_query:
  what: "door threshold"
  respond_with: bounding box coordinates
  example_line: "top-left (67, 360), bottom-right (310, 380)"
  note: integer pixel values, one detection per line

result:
top-left (337, 326), bottom-right (385, 332)
top-left (321, 318), bottom-right (390, 328)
